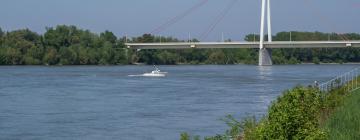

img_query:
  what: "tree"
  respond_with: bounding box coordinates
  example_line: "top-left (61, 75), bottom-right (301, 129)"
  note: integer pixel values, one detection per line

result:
top-left (5, 47), bottom-right (22, 65)
top-left (135, 34), bottom-right (155, 43)
top-left (78, 46), bottom-right (90, 65)
top-left (0, 47), bottom-right (6, 64)
top-left (113, 49), bottom-right (128, 64)
top-left (99, 42), bottom-right (115, 65)
top-left (1, 25), bottom-right (360, 65)
top-left (100, 30), bottom-right (117, 44)
top-left (26, 45), bottom-right (44, 60)
top-left (59, 46), bottom-right (78, 65)
top-left (43, 47), bottom-right (58, 65)
top-left (156, 51), bottom-right (178, 65)
top-left (207, 50), bottom-right (226, 64)
top-left (3, 29), bottom-right (40, 53)
top-left (24, 45), bottom-right (44, 65)
top-left (43, 25), bottom-right (80, 48)
top-left (0, 27), bottom-right (4, 38)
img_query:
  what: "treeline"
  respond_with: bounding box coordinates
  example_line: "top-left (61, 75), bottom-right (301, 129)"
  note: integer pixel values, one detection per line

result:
top-left (264, 32), bottom-right (360, 64)
top-left (0, 25), bottom-right (129, 65)
top-left (0, 25), bottom-right (360, 65)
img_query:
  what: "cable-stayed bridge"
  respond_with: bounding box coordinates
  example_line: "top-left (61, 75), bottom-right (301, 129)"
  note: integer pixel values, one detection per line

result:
top-left (126, 0), bottom-right (360, 66)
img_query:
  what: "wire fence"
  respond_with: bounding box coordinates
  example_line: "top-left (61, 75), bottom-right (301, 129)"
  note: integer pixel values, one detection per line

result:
top-left (318, 67), bottom-right (360, 92)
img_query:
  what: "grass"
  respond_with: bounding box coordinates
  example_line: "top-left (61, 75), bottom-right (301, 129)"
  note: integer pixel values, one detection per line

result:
top-left (324, 89), bottom-right (360, 140)
top-left (180, 77), bottom-right (360, 140)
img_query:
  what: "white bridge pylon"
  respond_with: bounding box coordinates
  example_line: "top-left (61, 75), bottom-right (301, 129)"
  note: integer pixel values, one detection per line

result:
top-left (126, 0), bottom-right (360, 66)
top-left (260, 0), bottom-right (272, 49)
top-left (259, 0), bottom-right (272, 65)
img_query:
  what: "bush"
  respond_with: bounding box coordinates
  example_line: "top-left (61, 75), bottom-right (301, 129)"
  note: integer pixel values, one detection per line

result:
top-left (181, 78), bottom-right (359, 140)
top-left (252, 87), bottom-right (326, 140)
top-left (23, 56), bottom-right (41, 65)
top-left (288, 57), bottom-right (299, 64)
top-left (180, 132), bottom-right (190, 140)
top-left (313, 57), bottom-right (320, 64)
top-left (180, 132), bottom-right (201, 140)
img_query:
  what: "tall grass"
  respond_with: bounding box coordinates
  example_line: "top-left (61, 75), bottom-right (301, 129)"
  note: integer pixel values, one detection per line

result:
top-left (324, 89), bottom-right (360, 140)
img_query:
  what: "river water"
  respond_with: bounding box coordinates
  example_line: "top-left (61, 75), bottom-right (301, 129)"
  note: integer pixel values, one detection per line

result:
top-left (0, 65), bottom-right (358, 140)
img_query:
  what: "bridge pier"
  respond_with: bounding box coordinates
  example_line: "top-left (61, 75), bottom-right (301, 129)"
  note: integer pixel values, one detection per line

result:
top-left (259, 48), bottom-right (272, 66)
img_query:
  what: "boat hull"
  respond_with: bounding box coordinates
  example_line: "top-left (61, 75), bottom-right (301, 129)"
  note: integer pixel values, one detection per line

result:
top-left (142, 73), bottom-right (166, 77)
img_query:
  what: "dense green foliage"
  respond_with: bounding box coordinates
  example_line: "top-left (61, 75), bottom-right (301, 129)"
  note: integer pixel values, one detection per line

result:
top-left (324, 89), bottom-right (360, 140)
top-left (182, 78), bottom-right (360, 140)
top-left (0, 26), bottom-right (128, 65)
top-left (246, 87), bottom-right (327, 140)
top-left (268, 32), bottom-right (360, 64)
top-left (0, 26), bottom-right (360, 65)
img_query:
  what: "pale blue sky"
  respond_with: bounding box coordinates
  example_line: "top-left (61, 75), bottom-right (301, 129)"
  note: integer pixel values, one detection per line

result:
top-left (1, 0), bottom-right (359, 41)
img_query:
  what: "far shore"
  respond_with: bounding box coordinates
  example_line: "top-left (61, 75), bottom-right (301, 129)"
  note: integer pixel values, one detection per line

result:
top-left (1, 62), bottom-right (360, 66)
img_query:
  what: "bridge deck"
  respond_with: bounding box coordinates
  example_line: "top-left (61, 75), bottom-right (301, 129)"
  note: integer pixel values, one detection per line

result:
top-left (126, 41), bottom-right (360, 49)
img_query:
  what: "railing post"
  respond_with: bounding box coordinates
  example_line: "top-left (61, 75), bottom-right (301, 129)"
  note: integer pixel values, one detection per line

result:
top-left (347, 72), bottom-right (350, 92)
top-left (350, 71), bottom-right (352, 91)
top-left (344, 73), bottom-right (347, 91)
top-left (352, 71), bottom-right (354, 91)
top-left (356, 68), bottom-right (358, 90)
top-left (352, 71), bottom-right (355, 91)
top-left (319, 67), bottom-right (360, 93)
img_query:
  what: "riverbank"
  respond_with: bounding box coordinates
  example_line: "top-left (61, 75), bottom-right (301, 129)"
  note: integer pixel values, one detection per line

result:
top-left (324, 89), bottom-right (360, 140)
top-left (181, 76), bottom-right (360, 140)
top-left (2, 62), bottom-right (360, 66)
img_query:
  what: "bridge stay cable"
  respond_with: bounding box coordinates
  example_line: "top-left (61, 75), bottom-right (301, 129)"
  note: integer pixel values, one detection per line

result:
top-left (150, 0), bottom-right (209, 34)
top-left (127, 0), bottom-right (360, 66)
top-left (199, 0), bottom-right (239, 41)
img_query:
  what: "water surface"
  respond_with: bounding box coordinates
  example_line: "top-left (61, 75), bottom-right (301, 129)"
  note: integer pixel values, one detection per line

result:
top-left (0, 65), bottom-right (358, 140)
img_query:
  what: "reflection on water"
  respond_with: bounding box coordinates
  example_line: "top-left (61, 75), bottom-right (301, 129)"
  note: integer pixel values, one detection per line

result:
top-left (258, 66), bottom-right (273, 80)
top-left (0, 65), bottom-right (358, 140)
top-left (257, 66), bottom-right (274, 108)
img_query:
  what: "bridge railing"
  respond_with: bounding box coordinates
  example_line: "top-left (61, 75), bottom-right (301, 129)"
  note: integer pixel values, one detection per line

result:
top-left (318, 67), bottom-right (360, 92)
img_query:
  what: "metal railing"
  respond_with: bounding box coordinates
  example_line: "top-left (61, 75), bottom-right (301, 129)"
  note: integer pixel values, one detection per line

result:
top-left (318, 67), bottom-right (360, 92)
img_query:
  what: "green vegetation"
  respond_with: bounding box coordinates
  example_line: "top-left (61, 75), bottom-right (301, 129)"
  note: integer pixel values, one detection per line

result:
top-left (0, 26), bottom-right (128, 65)
top-left (244, 87), bottom-right (327, 140)
top-left (0, 26), bottom-right (360, 65)
top-left (324, 89), bottom-right (360, 140)
top-left (181, 78), bottom-right (360, 140)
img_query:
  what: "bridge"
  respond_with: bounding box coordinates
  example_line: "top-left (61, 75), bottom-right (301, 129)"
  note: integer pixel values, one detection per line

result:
top-left (126, 0), bottom-right (360, 66)
top-left (126, 41), bottom-right (360, 49)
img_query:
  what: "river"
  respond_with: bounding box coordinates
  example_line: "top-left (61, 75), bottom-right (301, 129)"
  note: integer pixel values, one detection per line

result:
top-left (0, 65), bottom-right (358, 140)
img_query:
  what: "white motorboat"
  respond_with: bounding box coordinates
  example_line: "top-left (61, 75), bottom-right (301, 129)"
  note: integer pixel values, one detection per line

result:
top-left (128, 66), bottom-right (167, 77)
top-left (142, 69), bottom-right (166, 77)
top-left (153, 66), bottom-right (168, 74)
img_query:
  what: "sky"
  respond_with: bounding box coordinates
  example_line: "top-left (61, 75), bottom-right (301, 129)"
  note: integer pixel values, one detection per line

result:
top-left (0, 0), bottom-right (359, 41)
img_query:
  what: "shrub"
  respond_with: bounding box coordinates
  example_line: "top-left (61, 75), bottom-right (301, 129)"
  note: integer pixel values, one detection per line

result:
top-left (250, 87), bottom-right (327, 140)
top-left (23, 56), bottom-right (41, 65)
top-left (180, 79), bottom-right (358, 140)
top-left (313, 57), bottom-right (320, 64)
top-left (180, 132), bottom-right (201, 140)
top-left (180, 132), bottom-right (190, 140)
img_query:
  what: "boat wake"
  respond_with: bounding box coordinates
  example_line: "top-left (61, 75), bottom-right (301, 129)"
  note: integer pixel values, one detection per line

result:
top-left (128, 65), bottom-right (167, 77)
top-left (128, 74), bottom-right (145, 77)
top-left (128, 74), bottom-right (165, 77)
